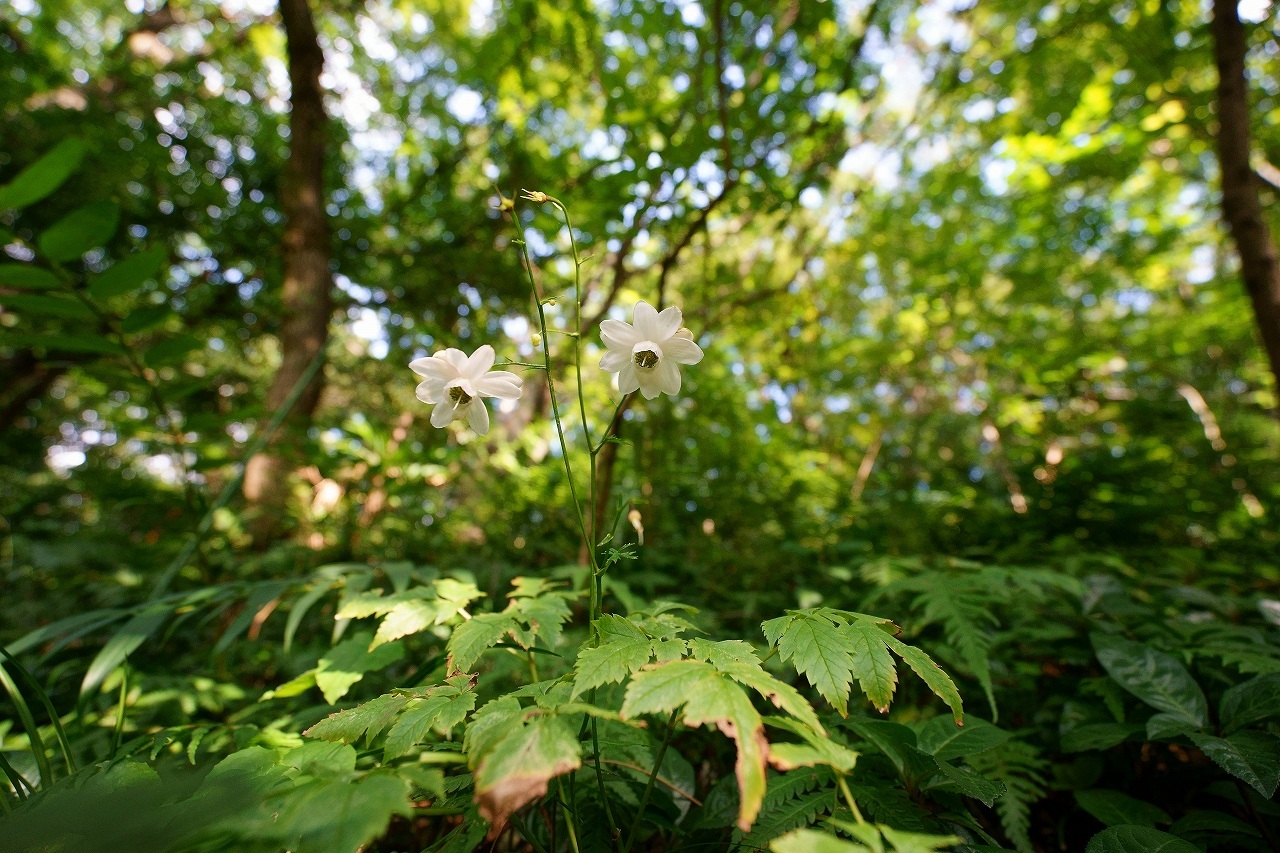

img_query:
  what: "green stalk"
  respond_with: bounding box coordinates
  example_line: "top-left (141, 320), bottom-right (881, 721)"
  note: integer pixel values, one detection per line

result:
top-left (0, 660), bottom-right (52, 788)
top-left (0, 751), bottom-right (32, 803)
top-left (514, 195), bottom-right (622, 851)
top-left (836, 774), bottom-right (866, 825)
top-left (623, 709), bottom-right (680, 853)
top-left (109, 665), bottom-right (129, 758)
top-left (0, 646), bottom-right (76, 776)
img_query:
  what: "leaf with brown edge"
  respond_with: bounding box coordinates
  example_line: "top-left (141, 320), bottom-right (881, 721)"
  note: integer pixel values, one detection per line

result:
top-left (472, 715), bottom-right (582, 836)
top-left (621, 660), bottom-right (769, 832)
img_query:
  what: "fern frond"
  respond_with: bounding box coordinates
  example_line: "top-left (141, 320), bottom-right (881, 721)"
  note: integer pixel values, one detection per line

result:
top-left (966, 740), bottom-right (1048, 853)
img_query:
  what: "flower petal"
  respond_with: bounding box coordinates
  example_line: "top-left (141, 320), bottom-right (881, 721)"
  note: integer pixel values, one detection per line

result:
top-left (617, 363), bottom-right (640, 395)
top-left (431, 400), bottom-right (455, 428)
top-left (409, 356), bottom-right (452, 378)
top-left (466, 400), bottom-right (490, 435)
top-left (464, 344), bottom-right (496, 378)
top-left (632, 301), bottom-right (660, 339)
top-left (601, 318), bottom-right (641, 350)
top-left (662, 336), bottom-right (704, 365)
top-left (636, 368), bottom-right (662, 399)
top-left (415, 378), bottom-right (446, 404)
top-left (477, 371), bottom-right (523, 399)
top-left (652, 305), bottom-right (683, 341)
top-left (438, 348), bottom-right (469, 373)
top-left (600, 349), bottom-right (628, 373)
top-left (656, 358), bottom-right (682, 396)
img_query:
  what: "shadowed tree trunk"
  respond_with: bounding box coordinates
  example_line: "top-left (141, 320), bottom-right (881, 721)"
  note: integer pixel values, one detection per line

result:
top-left (1212, 0), bottom-right (1280, 409)
top-left (242, 0), bottom-right (331, 541)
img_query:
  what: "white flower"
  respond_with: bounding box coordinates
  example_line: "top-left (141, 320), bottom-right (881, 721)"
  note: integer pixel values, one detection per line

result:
top-left (409, 345), bottom-right (523, 435)
top-left (599, 301), bottom-right (704, 399)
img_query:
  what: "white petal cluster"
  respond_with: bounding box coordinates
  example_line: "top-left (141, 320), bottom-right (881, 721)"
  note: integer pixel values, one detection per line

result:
top-left (409, 344), bottom-right (522, 435)
top-left (599, 301), bottom-right (704, 399)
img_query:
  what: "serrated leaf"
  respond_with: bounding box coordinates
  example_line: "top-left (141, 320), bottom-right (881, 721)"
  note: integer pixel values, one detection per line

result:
top-left (88, 246), bottom-right (167, 300)
top-left (0, 138), bottom-right (85, 210)
top-left (767, 611), bottom-right (856, 715)
top-left (844, 719), bottom-right (938, 784)
top-left (314, 634), bottom-right (405, 704)
top-left (622, 660), bottom-right (768, 832)
top-left (1091, 633), bottom-right (1207, 728)
top-left (765, 718), bottom-right (858, 773)
top-left (1074, 789), bottom-right (1171, 827)
top-left (472, 714), bottom-right (582, 834)
top-left (916, 715), bottom-right (1009, 761)
top-left (689, 638), bottom-right (761, 668)
top-left (844, 617), bottom-right (899, 715)
top-left (1085, 825), bottom-right (1200, 853)
top-left (573, 614), bottom-right (652, 697)
top-left (884, 634), bottom-right (963, 723)
top-left (508, 592), bottom-right (572, 650)
top-left (372, 600), bottom-right (438, 648)
top-left (1189, 731), bottom-right (1280, 797)
top-left (383, 683), bottom-right (476, 760)
top-left (1219, 672), bottom-right (1280, 735)
top-left (447, 612), bottom-right (516, 672)
top-left (879, 825), bottom-right (964, 853)
top-left (304, 693), bottom-right (411, 745)
top-left (722, 662), bottom-right (825, 735)
top-left (0, 263), bottom-right (61, 290)
top-left (39, 200), bottom-right (119, 261)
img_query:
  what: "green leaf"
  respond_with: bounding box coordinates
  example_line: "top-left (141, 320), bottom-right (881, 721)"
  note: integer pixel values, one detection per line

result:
top-left (689, 638), bottom-right (761, 668)
top-left (383, 681), bottom-right (476, 760)
top-left (622, 660), bottom-right (768, 831)
top-left (447, 612), bottom-right (515, 672)
top-left (81, 604), bottom-right (172, 696)
top-left (883, 634), bottom-right (964, 724)
top-left (1145, 712), bottom-right (1200, 741)
top-left (878, 825), bottom-right (964, 852)
top-left (371, 599), bottom-right (438, 649)
top-left (1, 292), bottom-right (95, 320)
top-left (927, 761), bottom-right (1006, 807)
top-left (119, 304), bottom-right (172, 334)
top-left (915, 715), bottom-right (1010, 762)
top-left (765, 717), bottom-right (857, 773)
top-left (0, 138), bottom-right (86, 210)
top-left (304, 693), bottom-right (411, 745)
top-left (770, 827), bottom-right (871, 852)
top-left (472, 714), bottom-right (582, 832)
top-left (0, 263), bottom-right (61, 290)
top-left (843, 616), bottom-right (900, 715)
top-left (1189, 731), bottom-right (1280, 798)
top-left (4, 333), bottom-right (124, 354)
top-left (1060, 723), bottom-right (1144, 753)
top-left (38, 200), bottom-right (120, 262)
top-left (1074, 789), bottom-right (1171, 828)
top-left (1219, 672), bottom-right (1280, 735)
top-left (142, 333), bottom-right (203, 367)
top-left (1167, 810), bottom-right (1261, 838)
top-left (1091, 633), bottom-right (1206, 728)
top-left (269, 773), bottom-right (413, 853)
top-left (314, 634), bottom-right (405, 704)
top-left (843, 719), bottom-right (938, 785)
top-left (89, 247), bottom-right (167, 300)
top-left (764, 610), bottom-right (857, 715)
top-left (1085, 825), bottom-right (1200, 853)
top-left (573, 614), bottom-right (653, 696)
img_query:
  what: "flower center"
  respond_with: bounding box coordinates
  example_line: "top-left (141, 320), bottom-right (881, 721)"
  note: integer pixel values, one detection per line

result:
top-left (632, 341), bottom-right (662, 370)
top-left (447, 382), bottom-right (474, 406)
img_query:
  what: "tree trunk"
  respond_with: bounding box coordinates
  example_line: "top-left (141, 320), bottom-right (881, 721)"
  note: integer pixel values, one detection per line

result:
top-left (1212, 0), bottom-right (1280, 407)
top-left (243, 0), bottom-right (331, 540)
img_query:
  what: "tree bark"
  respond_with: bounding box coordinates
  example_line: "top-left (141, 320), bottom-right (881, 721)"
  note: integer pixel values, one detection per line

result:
top-left (1212, 0), bottom-right (1280, 407)
top-left (243, 0), bottom-right (331, 540)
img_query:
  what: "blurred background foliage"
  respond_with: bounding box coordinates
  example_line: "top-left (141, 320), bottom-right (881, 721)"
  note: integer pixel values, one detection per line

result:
top-left (1, 0), bottom-right (1279, 848)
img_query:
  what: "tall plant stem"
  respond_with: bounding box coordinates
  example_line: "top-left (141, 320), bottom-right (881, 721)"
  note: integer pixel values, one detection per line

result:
top-left (623, 709), bottom-right (680, 852)
top-left (513, 197), bottom-right (620, 848)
